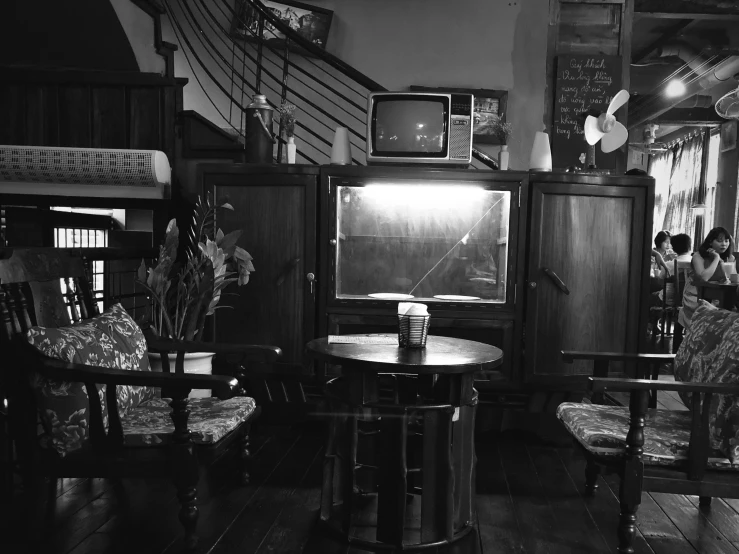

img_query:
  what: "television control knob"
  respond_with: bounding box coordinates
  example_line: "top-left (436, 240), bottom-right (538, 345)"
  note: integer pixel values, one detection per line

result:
top-left (528, 281), bottom-right (537, 289)
top-left (329, 239), bottom-right (337, 246)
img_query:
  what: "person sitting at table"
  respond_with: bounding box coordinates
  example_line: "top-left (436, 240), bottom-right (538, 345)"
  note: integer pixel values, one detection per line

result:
top-left (671, 233), bottom-right (693, 262)
top-left (679, 226), bottom-right (736, 331)
top-left (655, 230), bottom-right (677, 264)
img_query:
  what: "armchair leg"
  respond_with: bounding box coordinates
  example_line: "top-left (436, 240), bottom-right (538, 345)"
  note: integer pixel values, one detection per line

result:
top-left (617, 459), bottom-right (643, 554)
top-left (170, 395), bottom-right (199, 550)
top-left (699, 496), bottom-right (712, 507)
top-left (240, 424), bottom-right (253, 486)
top-left (585, 459), bottom-right (600, 494)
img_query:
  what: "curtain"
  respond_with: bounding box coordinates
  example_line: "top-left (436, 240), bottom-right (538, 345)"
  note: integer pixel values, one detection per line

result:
top-left (661, 133), bottom-right (704, 239)
top-left (648, 148), bottom-right (675, 238)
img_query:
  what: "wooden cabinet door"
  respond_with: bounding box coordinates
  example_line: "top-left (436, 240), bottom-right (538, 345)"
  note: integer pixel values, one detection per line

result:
top-left (209, 173), bottom-right (318, 373)
top-left (525, 180), bottom-right (650, 384)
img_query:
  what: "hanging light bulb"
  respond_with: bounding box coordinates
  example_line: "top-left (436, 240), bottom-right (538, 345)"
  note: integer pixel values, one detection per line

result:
top-left (665, 79), bottom-right (686, 98)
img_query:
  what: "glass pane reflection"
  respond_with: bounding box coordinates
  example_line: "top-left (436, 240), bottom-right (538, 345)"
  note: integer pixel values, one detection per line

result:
top-left (336, 184), bottom-right (510, 302)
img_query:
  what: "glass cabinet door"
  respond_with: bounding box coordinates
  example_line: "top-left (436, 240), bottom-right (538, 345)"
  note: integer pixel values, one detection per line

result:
top-left (332, 181), bottom-right (512, 304)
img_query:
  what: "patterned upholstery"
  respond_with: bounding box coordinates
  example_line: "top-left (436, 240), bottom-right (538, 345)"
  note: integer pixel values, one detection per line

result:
top-left (27, 304), bottom-right (153, 456)
top-left (26, 303), bottom-right (257, 456)
top-left (675, 304), bottom-right (739, 463)
top-left (557, 402), bottom-right (739, 470)
top-left (121, 396), bottom-right (257, 446)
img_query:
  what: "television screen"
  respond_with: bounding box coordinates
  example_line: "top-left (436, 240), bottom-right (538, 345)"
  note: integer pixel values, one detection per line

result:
top-left (374, 99), bottom-right (446, 154)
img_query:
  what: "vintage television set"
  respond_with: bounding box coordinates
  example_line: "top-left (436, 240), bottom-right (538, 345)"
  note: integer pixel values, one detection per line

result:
top-left (366, 91), bottom-right (474, 166)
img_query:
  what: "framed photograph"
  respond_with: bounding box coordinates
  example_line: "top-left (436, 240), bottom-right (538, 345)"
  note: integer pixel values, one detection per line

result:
top-left (721, 121), bottom-right (737, 152)
top-left (410, 87), bottom-right (509, 145)
top-left (231, 0), bottom-right (333, 49)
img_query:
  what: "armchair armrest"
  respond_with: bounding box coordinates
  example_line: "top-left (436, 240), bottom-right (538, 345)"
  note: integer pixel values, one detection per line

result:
top-left (563, 351), bottom-right (676, 407)
top-left (589, 377), bottom-right (739, 396)
top-left (145, 336), bottom-right (282, 363)
top-left (562, 351), bottom-right (675, 363)
top-left (34, 354), bottom-right (240, 399)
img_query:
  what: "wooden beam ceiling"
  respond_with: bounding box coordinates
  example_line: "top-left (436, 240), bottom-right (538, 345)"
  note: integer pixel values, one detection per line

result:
top-left (652, 107), bottom-right (725, 126)
top-left (631, 19), bottom-right (700, 64)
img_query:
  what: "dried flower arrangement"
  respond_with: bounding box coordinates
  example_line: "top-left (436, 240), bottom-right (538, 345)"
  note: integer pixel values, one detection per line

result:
top-left (278, 102), bottom-right (297, 137)
top-left (491, 118), bottom-right (513, 145)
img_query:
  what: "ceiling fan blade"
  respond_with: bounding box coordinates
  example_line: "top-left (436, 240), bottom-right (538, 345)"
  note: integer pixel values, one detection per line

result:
top-left (606, 90), bottom-right (630, 115)
top-left (601, 122), bottom-right (629, 153)
top-left (584, 115), bottom-right (604, 146)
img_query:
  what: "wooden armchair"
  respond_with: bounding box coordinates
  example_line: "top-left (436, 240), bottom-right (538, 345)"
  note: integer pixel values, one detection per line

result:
top-left (0, 248), bottom-right (281, 549)
top-left (557, 345), bottom-right (739, 554)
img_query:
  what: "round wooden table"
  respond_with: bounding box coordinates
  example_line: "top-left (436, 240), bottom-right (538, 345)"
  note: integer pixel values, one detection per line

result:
top-left (306, 334), bottom-right (503, 551)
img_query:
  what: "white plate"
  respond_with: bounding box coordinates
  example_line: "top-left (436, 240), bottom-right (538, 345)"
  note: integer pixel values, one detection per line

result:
top-left (433, 295), bottom-right (480, 301)
top-left (368, 293), bottom-right (415, 300)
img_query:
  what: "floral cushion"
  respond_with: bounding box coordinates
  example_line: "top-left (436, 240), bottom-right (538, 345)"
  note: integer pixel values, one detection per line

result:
top-left (557, 402), bottom-right (739, 470)
top-left (675, 304), bottom-right (739, 463)
top-left (121, 396), bottom-right (257, 446)
top-left (26, 303), bottom-right (153, 456)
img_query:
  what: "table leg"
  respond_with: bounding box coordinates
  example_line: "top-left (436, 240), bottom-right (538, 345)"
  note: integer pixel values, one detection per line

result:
top-left (376, 408), bottom-right (408, 546)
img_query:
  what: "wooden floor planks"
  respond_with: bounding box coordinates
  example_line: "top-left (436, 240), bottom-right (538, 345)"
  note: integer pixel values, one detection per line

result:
top-left (3, 420), bottom-right (739, 554)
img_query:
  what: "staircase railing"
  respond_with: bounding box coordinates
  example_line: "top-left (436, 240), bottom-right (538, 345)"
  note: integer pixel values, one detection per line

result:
top-left (164, 0), bottom-right (497, 169)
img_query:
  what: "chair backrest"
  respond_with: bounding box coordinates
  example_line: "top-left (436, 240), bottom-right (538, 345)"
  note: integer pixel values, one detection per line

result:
top-left (0, 248), bottom-right (97, 343)
top-left (674, 259), bottom-right (691, 306)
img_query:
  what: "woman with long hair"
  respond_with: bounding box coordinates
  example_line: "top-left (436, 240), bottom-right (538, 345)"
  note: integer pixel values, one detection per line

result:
top-left (678, 226), bottom-right (736, 331)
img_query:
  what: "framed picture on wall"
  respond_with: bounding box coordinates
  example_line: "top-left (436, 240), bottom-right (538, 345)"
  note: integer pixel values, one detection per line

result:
top-left (231, 0), bottom-right (333, 49)
top-left (721, 120), bottom-right (737, 152)
top-left (410, 87), bottom-right (509, 145)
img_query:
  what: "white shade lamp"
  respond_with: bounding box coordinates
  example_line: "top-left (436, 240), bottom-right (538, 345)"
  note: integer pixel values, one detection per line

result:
top-left (330, 127), bottom-right (352, 165)
top-left (529, 131), bottom-right (552, 171)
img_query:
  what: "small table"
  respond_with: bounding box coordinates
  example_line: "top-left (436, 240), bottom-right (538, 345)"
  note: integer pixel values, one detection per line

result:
top-left (696, 281), bottom-right (739, 311)
top-left (306, 334), bottom-right (503, 550)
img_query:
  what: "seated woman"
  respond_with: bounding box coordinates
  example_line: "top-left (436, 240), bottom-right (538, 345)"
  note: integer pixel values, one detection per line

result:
top-left (679, 226), bottom-right (736, 332)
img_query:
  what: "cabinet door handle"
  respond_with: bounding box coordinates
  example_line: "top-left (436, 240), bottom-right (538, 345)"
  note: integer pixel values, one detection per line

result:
top-left (307, 272), bottom-right (317, 294)
top-left (542, 268), bottom-right (570, 295)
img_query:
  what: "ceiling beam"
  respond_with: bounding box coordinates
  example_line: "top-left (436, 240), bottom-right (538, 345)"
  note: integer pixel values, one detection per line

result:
top-left (631, 19), bottom-right (698, 64)
top-left (635, 12), bottom-right (739, 20)
top-left (653, 107), bottom-right (725, 126)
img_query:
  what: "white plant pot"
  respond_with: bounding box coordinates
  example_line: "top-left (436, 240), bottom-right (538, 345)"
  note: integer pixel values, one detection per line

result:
top-left (148, 352), bottom-right (215, 398)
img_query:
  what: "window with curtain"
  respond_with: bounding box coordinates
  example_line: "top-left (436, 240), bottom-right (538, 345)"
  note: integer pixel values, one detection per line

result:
top-left (650, 132), bottom-right (704, 240)
top-left (704, 131), bottom-right (721, 231)
top-left (648, 148), bottom-right (674, 238)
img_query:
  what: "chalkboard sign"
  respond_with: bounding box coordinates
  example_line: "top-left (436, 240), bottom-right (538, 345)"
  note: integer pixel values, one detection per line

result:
top-left (552, 54), bottom-right (622, 170)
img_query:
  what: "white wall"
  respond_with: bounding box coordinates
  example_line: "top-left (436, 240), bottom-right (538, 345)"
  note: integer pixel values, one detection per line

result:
top-left (163, 0), bottom-right (550, 170)
top-left (109, 0), bottom-right (166, 74)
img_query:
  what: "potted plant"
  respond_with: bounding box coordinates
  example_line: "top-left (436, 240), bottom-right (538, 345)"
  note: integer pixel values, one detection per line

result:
top-left (491, 118), bottom-right (513, 170)
top-left (137, 196), bottom-right (255, 392)
top-left (278, 102), bottom-right (298, 163)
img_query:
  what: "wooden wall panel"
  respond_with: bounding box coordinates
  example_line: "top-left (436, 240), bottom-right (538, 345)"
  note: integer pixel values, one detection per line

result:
top-left (25, 86), bottom-right (59, 146)
top-left (0, 86), bottom-right (25, 144)
top-left (91, 87), bottom-right (127, 149)
top-left (129, 88), bottom-right (161, 150)
top-left (58, 86), bottom-right (91, 147)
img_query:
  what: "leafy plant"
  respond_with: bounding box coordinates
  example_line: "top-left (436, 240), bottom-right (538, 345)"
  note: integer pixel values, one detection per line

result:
top-left (136, 196), bottom-right (254, 341)
top-left (491, 118), bottom-right (513, 144)
top-left (278, 102), bottom-right (297, 137)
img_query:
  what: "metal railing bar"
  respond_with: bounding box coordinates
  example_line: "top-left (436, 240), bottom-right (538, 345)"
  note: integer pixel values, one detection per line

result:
top-left (164, 0), bottom-right (250, 137)
top-left (174, 0), bottom-right (337, 149)
top-left (198, 0), bottom-right (367, 135)
top-left (220, 0), bottom-right (382, 96)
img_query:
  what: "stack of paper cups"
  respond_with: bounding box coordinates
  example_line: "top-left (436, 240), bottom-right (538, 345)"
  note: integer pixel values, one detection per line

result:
top-left (529, 131), bottom-right (552, 171)
top-left (330, 127), bottom-right (352, 165)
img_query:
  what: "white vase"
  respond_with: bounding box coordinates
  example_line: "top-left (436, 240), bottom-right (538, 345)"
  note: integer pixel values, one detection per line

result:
top-left (286, 136), bottom-right (296, 164)
top-left (148, 352), bottom-right (215, 399)
top-left (498, 145), bottom-right (510, 170)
